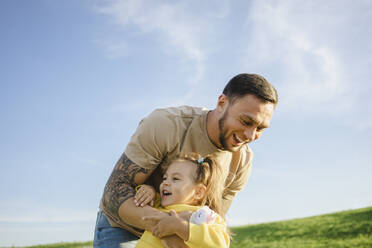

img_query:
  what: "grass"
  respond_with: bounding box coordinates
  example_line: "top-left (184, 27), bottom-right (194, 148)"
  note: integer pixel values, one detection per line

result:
top-left (9, 207), bottom-right (372, 248)
top-left (8, 242), bottom-right (93, 248)
top-left (230, 206), bottom-right (372, 248)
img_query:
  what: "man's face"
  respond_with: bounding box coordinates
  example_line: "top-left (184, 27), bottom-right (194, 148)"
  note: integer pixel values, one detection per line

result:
top-left (217, 94), bottom-right (275, 152)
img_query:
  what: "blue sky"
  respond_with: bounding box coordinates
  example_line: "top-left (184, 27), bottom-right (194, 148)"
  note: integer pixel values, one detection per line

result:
top-left (1, 0), bottom-right (372, 246)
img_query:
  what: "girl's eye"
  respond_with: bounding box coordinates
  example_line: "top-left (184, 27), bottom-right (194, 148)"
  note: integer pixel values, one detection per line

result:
top-left (173, 177), bottom-right (180, 181)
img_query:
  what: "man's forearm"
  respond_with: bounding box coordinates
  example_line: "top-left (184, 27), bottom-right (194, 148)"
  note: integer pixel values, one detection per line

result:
top-left (119, 197), bottom-right (168, 231)
top-left (101, 153), bottom-right (161, 229)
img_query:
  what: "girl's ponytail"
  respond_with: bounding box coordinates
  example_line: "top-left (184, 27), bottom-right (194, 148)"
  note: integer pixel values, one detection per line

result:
top-left (177, 153), bottom-right (224, 217)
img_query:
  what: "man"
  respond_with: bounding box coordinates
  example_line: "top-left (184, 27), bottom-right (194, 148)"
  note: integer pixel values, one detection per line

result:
top-left (94, 73), bottom-right (278, 248)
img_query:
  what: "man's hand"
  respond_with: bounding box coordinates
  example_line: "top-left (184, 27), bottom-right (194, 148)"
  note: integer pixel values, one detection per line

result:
top-left (140, 209), bottom-right (169, 231)
top-left (161, 235), bottom-right (189, 248)
top-left (134, 184), bottom-right (156, 207)
top-left (144, 210), bottom-right (190, 240)
top-left (178, 210), bottom-right (192, 221)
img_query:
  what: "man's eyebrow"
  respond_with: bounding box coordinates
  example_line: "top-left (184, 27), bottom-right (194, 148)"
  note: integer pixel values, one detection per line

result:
top-left (240, 115), bottom-right (259, 125)
top-left (240, 115), bottom-right (269, 128)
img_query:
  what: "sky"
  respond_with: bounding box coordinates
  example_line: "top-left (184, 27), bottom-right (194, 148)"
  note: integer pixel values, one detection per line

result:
top-left (1, 0), bottom-right (372, 246)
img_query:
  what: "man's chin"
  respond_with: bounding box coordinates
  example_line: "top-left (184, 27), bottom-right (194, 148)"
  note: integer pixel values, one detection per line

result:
top-left (230, 147), bottom-right (241, 152)
top-left (225, 144), bottom-right (241, 152)
top-left (221, 137), bottom-right (243, 152)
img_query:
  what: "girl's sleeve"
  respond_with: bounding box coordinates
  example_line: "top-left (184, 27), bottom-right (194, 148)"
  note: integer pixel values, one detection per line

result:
top-left (185, 216), bottom-right (230, 248)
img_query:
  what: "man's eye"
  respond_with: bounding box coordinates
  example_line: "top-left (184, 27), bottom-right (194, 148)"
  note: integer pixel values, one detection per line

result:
top-left (241, 120), bottom-right (251, 126)
top-left (257, 127), bottom-right (265, 132)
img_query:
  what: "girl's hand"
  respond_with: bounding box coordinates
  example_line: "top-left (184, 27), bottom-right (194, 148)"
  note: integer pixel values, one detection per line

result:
top-left (134, 185), bottom-right (156, 207)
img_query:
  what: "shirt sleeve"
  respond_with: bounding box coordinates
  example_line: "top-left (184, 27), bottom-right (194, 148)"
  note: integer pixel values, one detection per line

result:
top-left (125, 109), bottom-right (178, 170)
top-left (185, 215), bottom-right (230, 248)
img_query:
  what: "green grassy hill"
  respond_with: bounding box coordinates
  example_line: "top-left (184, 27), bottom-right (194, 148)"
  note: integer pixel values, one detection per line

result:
top-left (230, 206), bottom-right (372, 248)
top-left (13, 206), bottom-right (372, 248)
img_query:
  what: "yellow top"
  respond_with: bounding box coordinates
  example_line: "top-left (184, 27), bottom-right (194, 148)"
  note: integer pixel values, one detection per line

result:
top-left (135, 204), bottom-right (229, 248)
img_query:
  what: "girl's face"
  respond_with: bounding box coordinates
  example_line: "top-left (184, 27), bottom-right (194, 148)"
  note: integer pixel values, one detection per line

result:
top-left (159, 161), bottom-right (204, 207)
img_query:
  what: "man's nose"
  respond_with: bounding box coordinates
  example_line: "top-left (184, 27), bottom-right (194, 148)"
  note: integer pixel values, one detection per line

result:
top-left (244, 127), bottom-right (256, 143)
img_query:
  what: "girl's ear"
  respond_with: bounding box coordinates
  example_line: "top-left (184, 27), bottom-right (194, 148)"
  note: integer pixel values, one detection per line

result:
top-left (194, 184), bottom-right (207, 201)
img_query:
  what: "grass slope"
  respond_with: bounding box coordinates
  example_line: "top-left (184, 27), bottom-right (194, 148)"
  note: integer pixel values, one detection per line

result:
top-left (16, 242), bottom-right (92, 248)
top-left (15, 241), bottom-right (93, 248)
top-left (13, 207), bottom-right (372, 248)
top-left (230, 206), bottom-right (372, 248)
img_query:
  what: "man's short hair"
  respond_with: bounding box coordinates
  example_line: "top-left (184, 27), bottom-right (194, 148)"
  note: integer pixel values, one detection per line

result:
top-left (223, 73), bottom-right (278, 105)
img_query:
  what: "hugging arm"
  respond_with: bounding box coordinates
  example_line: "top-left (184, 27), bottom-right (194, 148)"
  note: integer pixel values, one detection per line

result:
top-left (101, 153), bottom-right (167, 230)
top-left (102, 154), bottom-right (188, 247)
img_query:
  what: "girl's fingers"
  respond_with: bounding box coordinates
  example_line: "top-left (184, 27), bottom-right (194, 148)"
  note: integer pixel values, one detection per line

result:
top-left (136, 196), bottom-right (146, 206)
top-left (137, 191), bottom-right (150, 203)
top-left (140, 195), bottom-right (152, 206)
top-left (135, 187), bottom-right (154, 206)
top-left (134, 194), bottom-right (142, 206)
top-left (137, 194), bottom-right (153, 207)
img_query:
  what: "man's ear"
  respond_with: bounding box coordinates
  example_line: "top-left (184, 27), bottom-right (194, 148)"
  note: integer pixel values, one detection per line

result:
top-left (217, 94), bottom-right (229, 113)
top-left (195, 184), bottom-right (207, 201)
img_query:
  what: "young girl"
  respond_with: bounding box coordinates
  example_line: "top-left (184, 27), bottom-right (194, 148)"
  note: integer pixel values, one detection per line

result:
top-left (134, 154), bottom-right (230, 248)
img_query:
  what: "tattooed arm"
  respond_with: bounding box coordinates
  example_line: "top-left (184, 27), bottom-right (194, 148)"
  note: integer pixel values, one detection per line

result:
top-left (101, 153), bottom-right (168, 231)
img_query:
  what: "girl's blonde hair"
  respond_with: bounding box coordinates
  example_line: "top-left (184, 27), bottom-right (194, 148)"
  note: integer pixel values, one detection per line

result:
top-left (170, 153), bottom-right (224, 217)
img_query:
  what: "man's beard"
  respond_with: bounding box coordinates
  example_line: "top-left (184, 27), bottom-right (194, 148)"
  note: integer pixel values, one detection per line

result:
top-left (218, 110), bottom-right (229, 151)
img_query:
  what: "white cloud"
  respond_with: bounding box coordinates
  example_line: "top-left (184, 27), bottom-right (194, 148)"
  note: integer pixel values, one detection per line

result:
top-left (98, 40), bottom-right (130, 59)
top-left (242, 0), bottom-right (371, 114)
top-left (97, 0), bottom-right (208, 84)
top-left (95, 0), bottom-right (234, 107)
top-left (95, 0), bottom-right (372, 117)
top-left (358, 118), bottom-right (372, 130)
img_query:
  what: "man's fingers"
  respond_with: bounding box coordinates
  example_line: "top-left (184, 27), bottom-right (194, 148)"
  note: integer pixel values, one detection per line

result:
top-left (179, 210), bottom-right (192, 220)
top-left (161, 239), bottom-right (171, 248)
top-left (152, 225), bottom-right (165, 238)
top-left (152, 226), bottom-right (159, 237)
top-left (169, 210), bottom-right (177, 217)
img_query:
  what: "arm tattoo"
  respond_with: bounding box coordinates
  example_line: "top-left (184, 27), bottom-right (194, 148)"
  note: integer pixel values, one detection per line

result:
top-left (102, 153), bottom-right (150, 220)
